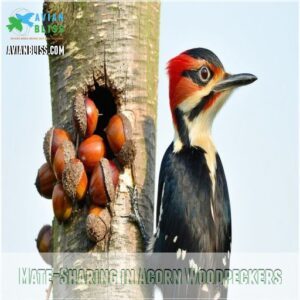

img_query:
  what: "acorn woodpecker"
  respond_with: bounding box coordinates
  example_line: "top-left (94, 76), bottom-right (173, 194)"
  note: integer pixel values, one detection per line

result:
top-left (148, 48), bottom-right (257, 299)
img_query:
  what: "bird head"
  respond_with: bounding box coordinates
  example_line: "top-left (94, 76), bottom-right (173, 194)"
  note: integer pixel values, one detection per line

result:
top-left (167, 48), bottom-right (257, 148)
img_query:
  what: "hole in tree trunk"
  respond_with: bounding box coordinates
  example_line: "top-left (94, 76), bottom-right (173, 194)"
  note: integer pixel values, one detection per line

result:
top-left (85, 75), bottom-right (121, 160)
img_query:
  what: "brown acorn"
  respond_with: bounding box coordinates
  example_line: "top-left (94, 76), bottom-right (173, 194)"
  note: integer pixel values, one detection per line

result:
top-left (43, 127), bottom-right (72, 165)
top-left (35, 163), bottom-right (56, 199)
top-left (52, 140), bottom-right (76, 181)
top-left (52, 183), bottom-right (72, 222)
top-left (78, 135), bottom-right (106, 172)
top-left (105, 113), bottom-right (136, 166)
top-left (107, 159), bottom-right (120, 188)
top-left (36, 225), bottom-right (52, 265)
top-left (89, 158), bottom-right (119, 206)
top-left (73, 94), bottom-right (99, 137)
top-left (86, 206), bottom-right (111, 243)
top-left (62, 158), bottom-right (88, 201)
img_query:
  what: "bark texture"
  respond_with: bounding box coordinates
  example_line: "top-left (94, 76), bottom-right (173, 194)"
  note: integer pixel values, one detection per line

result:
top-left (44, 2), bottom-right (160, 299)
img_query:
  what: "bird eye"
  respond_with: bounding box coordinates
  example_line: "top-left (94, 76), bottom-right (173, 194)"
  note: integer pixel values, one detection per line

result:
top-left (199, 66), bottom-right (211, 83)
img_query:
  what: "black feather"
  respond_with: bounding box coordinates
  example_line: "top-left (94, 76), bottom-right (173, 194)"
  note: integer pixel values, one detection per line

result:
top-left (156, 143), bottom-right (172, 227)
top-left (188, 92), bottom-right (214, 121)
top-left (182, 68), bottom-right (215, 86)
top-left (154, 144), bottom-right (231, 253)
top-left (174, 108), bottom-right (190, 146)
top-left (184, 48), bottom-right (224, 69)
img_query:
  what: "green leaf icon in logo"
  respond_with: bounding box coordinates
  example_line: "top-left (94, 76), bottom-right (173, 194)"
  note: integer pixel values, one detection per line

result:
top-left (6, 16), bottom-right (23, 32)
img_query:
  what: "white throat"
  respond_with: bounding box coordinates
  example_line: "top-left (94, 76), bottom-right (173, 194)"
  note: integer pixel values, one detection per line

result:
top-left (173, 90), bottom-right (231, 196)
top-left (188, 111), bottom-right (217, 192)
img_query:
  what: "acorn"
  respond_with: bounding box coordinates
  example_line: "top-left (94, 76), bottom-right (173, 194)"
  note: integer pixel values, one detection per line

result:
top-left (52, 140), bottom-right (76, 181)
top-left (86, 205), bottom-right (111, 243)
top-left (36, 225), bottom-right (52, 265)
top-left (62, 158), bottom-right (88, 201)
top-left (89, 158), bottom-right (119, 206)
top-left (73, 94), bottom-right (99, 137)
top-left (43, 127), bottom-right (72, 165)
top-left (35, 162), bottom-right (56, 199)
top-left (105, 113), bottom-right (136, 166)
top-left (52, 183), bottom-right (72, 223)
top-left (78, 135), bottom-right (106, 172)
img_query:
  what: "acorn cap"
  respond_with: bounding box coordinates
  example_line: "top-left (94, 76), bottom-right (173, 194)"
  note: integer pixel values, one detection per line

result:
top-left (89, 163), bottom-right (107, 206)
top-left (62, 159), bottom-right (87, 200)
top-left (119, 113), bottom-right (133, 141)
top-left (43, 127), bottom-right (54, 165)
top-left (89, 159), bottom-right (119, 206)
top-left (59, 140), bottom-right (76, 162)
top-left (86, 208), bottom-right (111, 243)
top-left (106, 113), bottom-right (136, 166)
top-left (73, 94), bottom-right (87, 137)
top-left (43, 127), bottom-right (72, 165)
top-left (115, 139), bottom-right (136, 166)
top-left (53, 140), bottom-right (76, 180)
top-left (101, 158), bottom-right (116, 203)
top-left (73, 95), bottom-right (99, 137)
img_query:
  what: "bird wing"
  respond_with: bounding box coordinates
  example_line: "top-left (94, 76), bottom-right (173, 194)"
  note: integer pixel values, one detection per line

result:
top-left (155, 143), bottom-right (173, 228)
top-left (214, 153), bottom-right (232, 251)
top-left (153, 148), bottom-right (231, 299)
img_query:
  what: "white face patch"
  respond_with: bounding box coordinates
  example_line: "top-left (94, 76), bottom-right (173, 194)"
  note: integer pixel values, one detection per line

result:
top-left (177, 80), bottom-right (216, 114)
top-left (187, 90), bottom-right (231, 181)
top-left (173, 86), bottom-right (213, 153)
top-left (173, 236), bottom-right (178, 243)
top-left (177, 90), bottom-right (204, 113)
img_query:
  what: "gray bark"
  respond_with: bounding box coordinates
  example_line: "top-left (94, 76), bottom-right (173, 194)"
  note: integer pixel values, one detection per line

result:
top-left (44, 1), bottom-right (160, 299)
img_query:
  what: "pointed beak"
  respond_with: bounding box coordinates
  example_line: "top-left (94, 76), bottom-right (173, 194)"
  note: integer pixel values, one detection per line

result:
top-left (213, 73), bottom-right (257, 92)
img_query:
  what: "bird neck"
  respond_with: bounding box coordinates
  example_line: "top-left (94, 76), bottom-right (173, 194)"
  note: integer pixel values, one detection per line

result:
top-left (173, 88), bottom-right (231, 152)
top-left (173, 114), bottom-right (217, 199)
top-left (173, 108), bottom-right (215, 152)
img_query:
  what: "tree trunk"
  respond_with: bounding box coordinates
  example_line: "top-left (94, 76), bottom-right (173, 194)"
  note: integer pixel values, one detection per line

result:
top-left (44, 2), bottom-right (160, 299)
